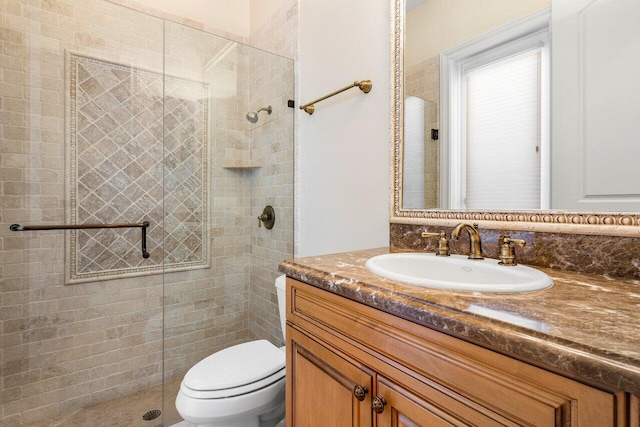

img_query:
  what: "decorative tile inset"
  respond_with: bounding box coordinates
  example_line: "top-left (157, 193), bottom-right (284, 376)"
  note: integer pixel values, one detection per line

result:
top-left (66, 52), bottom-right (210, 283)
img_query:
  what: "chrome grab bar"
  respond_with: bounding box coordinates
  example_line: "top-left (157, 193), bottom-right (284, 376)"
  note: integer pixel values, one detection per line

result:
top-left (10, 221), bottom-right (151, 259)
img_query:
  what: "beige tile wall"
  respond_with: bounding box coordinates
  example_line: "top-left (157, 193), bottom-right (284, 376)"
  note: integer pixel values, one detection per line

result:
top-left (0, 0), bottom-right (296, 425)
top-left (250, 0), bottom-right (298, 61)
top-left (248, 49), bottom-right (295, 346)
top-left (241, 0), bottom-right (296, 347)
top-left (66, 52), bottom-right (211, 283)
top-left (405, 56), bottom-right (440, 208)
top-left (162, 21), bottom-right (254, 384)
top-left (1, 2), bottom-right (166, 424)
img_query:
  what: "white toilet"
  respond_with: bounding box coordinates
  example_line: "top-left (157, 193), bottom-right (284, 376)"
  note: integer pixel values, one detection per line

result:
top-left (175, 275), bottom-right (287, 427)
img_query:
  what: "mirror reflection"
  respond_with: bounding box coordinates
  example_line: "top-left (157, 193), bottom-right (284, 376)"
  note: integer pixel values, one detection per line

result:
top-left (402, 0), bottom-right (640, 212)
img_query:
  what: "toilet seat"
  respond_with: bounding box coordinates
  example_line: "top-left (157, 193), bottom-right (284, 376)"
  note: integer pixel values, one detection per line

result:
top-left (181, 367), bottom-right (285, 399)
top-left (181, 340), bottom-right (285, 399)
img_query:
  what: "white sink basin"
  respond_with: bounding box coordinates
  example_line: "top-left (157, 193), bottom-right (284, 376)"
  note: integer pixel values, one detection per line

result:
top-left (365, 253), bottom-right (553, 293)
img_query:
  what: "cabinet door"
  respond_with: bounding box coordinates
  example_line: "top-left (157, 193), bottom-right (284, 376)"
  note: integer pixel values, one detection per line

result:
top-left (375, 375), bottom-right (510, 427)
top-left (287, 327), bottom-right (373, 427)
top-left (376, 376), bottom-right (461, 427)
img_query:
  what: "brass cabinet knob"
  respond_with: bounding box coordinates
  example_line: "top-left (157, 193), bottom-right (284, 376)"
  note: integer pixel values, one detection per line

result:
top-left (372, 396), bottom-right (386, 414)
top-left (353, 384), bottom-right (368, 401)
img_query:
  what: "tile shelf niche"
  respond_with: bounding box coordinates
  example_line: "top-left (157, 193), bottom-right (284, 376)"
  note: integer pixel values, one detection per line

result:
top-left (222, 160), bottom-right (262, 169)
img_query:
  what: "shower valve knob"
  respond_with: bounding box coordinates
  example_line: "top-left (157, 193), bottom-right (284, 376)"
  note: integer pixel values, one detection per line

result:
top-left (257, 214), bottom-right (268, 227)
top-left (257, 206), bottom-right (275, 229)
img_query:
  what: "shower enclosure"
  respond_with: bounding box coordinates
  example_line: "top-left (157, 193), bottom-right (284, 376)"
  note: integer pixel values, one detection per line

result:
top-left (0, 1), bottom-right (294, 425)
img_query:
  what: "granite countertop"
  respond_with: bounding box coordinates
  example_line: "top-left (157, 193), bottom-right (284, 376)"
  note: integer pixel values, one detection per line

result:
top-left (279, 248), bottom-right (640, 396)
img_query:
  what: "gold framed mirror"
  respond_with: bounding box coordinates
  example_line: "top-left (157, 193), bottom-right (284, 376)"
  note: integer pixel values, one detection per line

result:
top-left (390, 0), bottom-right (640, 237)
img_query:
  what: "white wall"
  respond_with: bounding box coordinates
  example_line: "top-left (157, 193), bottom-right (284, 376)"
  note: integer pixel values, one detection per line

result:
top-left (406, 0), bottom-right (549, 67)
top-left (297, 0), bottom-right (390, 257)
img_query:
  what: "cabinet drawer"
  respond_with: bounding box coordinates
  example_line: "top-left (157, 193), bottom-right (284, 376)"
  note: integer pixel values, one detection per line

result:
top-left (288, 278), bottom-right (620, 426)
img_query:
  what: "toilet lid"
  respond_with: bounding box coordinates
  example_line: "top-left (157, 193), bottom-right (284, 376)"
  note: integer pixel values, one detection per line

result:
top-left (184, 340), bottom-right (285, 392)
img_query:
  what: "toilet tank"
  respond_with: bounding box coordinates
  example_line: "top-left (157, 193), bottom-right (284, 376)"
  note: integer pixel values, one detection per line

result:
top-left (275, 275), bottom-right (287, 341)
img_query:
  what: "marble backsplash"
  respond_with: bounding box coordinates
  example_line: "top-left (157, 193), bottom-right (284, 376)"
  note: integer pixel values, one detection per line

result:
top-left (390, 223), bottom-right (640, 280)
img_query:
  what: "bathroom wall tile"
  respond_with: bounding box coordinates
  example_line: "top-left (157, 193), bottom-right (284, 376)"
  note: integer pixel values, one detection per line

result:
top-left (247, 47), bottom-right (295, 346)
top-left (250, 0), bottom-right (298, 60)
top-left (67, 51), bottom-right (210, 283)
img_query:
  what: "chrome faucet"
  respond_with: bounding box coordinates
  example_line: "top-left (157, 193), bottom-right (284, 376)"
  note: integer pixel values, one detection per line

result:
top-left (451, 223), bottom-right (484, 260)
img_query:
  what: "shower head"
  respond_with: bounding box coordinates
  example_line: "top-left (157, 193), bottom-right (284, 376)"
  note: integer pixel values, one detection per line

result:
top-left (246, 112), bottom-right (259, 123)
top-left (246, 105), bottom-right (272, 123)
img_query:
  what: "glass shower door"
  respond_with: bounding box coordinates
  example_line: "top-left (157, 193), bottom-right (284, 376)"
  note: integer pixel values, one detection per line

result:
top-left (1, 1), bottom-right (166, 425)
top-left (161, 22), bottom-right (295, 426)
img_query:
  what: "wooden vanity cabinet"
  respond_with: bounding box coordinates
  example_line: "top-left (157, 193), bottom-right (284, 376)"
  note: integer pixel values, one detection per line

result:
top-left (632, 395), bottom-right (640, 427)
top-left (286, 278), bottom-right (631, 427)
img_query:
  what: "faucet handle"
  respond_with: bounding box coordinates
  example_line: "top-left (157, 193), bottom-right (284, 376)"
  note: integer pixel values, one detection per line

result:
top-left (421, 231), bottom-right (450, 256)
top-left (421, 231), bottom-right (440, 238)
top-left (504, 236), bottom-right (526, 247)
top-left (498, 236), bottom-right (526, 266)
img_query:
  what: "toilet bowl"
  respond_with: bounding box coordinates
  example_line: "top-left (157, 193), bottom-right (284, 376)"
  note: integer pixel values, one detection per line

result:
top-left (176, 275), bottom-right (287, 427)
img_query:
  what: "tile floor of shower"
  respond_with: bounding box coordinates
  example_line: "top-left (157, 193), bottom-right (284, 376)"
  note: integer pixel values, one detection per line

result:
top-left (22, 378), bottom-right (194, 427)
